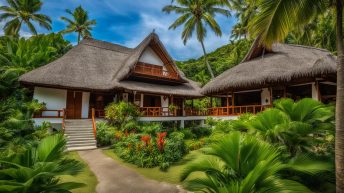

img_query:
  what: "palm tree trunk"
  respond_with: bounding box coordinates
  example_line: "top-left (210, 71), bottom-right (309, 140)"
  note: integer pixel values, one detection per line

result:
top-left (200, 41), bottom-right (215, 79)
top-left (335, 0), bottom-right (344, 192)
top-left (77, 32), bottom-right (81, 44)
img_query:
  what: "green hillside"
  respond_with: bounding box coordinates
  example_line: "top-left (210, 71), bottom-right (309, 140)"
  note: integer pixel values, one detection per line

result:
top-left (176, 39), bottom-right (252, 85)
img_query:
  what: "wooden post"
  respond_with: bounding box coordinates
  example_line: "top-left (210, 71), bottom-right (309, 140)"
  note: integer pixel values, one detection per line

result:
top-left (316, 81), bottom-right (322, 102)
top-left (269, 87), bottom-right (273, 105)
top-left (232, 92), bottom-right (235, 115)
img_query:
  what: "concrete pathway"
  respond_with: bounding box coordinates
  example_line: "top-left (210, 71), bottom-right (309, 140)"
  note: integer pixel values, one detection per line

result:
top-left (78, 149), bottom-right (187, 193)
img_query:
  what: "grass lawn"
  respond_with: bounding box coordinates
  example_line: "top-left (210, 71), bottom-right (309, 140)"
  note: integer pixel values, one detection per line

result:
top-left (60, 152), bottom-right (98, 193)
top-left (103, 149), bottom-right (204, 184)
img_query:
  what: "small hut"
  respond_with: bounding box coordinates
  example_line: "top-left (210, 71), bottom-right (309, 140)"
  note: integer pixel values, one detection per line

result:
top-left (202, 41), bottom-right (337, 116)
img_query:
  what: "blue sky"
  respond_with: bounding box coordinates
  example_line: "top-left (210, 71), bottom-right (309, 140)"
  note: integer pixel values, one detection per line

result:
top-left (0, 0), bottom-right (236, 60)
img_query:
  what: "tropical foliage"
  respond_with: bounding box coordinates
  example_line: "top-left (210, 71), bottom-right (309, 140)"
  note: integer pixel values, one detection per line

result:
top-left (60, 6), bottom-right (96, 43)
top-left (0, 0), bottom-right (52, 35)
top-left (181, 131), bottom-right (332, 193)
top-left (0, 134), bottom-right (84, 193)
top-left (105, 101), bottom-right (140, 130)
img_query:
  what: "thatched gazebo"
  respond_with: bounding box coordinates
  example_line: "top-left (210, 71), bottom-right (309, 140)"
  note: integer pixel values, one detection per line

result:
top-left (202, 42), bottom-right (337, 116)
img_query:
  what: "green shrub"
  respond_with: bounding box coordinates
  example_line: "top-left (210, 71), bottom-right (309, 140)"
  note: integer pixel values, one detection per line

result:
top-left (105, 101), bottom-right (140, 130)
top-left (96, 121), bottom-right (116, 146)
top-left (112, 131), bottom-right (187, 169)
top-left (181, 128), bottom-right (196, 139)
top-left (190, 126), bottom-right (212, 138)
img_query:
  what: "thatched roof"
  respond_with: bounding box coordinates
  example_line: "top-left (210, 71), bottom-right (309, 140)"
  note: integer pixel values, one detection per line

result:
top-left (19, 33), bottom-right (202, 97)
top-left (202, 44), bottom-right (337, 95)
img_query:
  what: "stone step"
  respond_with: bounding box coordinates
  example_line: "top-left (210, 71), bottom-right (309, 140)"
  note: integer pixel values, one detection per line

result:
top-left (65, 129), bottom-right (94, 133)
top-left (67, 146), bottom-right (97, 151)
top-left (65, 132), bottom-right (94, 137)
top-left (65, 128), bottom-right (93, 132)
top-left (66, 142), bottom-right (97, 148)
top-left (65, 124), bottom-right (93, 127)
top-left (66, 136), bottom-right (95, 140)
top-left (67, 139), bottom-right (96, 144)
top-left (66, 140), bottom-right (96, 146)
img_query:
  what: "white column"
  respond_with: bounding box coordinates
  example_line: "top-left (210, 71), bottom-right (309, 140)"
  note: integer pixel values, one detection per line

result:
top-left (81, 92), bottom-right (90, 118)
top-left (180, 120), bottom-right (185, 129)
top-left (261, 88), bottom-right (271, 105)
top-left (312, 82), bottom-right (319, 101)
top-left (140, 94), bottom-right (144, 107)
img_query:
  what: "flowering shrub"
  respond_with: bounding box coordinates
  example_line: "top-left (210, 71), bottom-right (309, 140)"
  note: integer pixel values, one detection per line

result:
top-left (112, 131), bottom-right (187, 169)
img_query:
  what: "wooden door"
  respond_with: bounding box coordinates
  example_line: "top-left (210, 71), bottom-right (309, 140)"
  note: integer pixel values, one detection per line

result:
top-left (66, 91), bottom-right (83, 119)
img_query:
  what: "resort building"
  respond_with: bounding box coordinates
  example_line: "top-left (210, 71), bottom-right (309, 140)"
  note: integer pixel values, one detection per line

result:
top-left (19, 33), bottom-right (205, 127)
top-left (202, 39), bottom-right (337, 116)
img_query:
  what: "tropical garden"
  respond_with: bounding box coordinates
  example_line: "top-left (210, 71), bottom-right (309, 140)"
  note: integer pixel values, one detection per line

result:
top-left (0, 0), bottom-right (343, 193)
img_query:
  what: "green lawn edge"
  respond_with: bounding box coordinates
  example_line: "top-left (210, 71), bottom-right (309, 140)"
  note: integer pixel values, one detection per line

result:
top-left (60, 152), bottom-right (98, 193)
top-left (102, 149), bottom-right (204, 185)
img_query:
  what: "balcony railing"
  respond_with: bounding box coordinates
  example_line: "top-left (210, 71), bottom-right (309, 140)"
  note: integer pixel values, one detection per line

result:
top-left (33, 109), bottom-right (65, 118)
top-left (208, 105), bottom-right (271, 116)
top-left (133, 62), bottom-right (180, 80)
top-left (139, 107), bottom-right (176, 117)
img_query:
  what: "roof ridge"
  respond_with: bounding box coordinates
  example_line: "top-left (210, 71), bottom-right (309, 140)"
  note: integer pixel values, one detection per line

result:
top-left (80, 39), bottom-right (133, 53)
top-left (283, 43), bottom-right (331, 53)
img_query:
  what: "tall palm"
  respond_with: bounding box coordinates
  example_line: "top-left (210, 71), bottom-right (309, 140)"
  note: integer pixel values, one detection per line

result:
top-left (246, 1), bottom-right (344, 191)
top-left (60, 6), bottom-right (96, 43)
top-left (181, 131), bottom-right (331, 193)
top-left (0, 0), bottom-right (52, 36)
top-left (162, 0), bottom-right (231, 78)
top-left (228, 0), bottom-right (257, 39)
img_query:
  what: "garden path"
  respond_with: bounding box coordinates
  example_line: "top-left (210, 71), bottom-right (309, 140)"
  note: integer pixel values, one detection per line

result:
top-left (78, 149), bottom-right (188, 193)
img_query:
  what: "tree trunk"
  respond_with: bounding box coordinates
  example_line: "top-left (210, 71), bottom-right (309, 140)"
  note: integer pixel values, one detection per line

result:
top-left (77, 32), bottom-right (81, 44)
top-left (200, 41), bottom-right (215, 79)
top-left (335, 0), bottom-right (344, 192)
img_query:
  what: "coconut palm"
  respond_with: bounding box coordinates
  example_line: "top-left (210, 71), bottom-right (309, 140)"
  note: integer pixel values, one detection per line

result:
top-left (0, 0), bottom-right (52, 36)
top-left (0, 134), bottom-right (84, 193)
top-left (181, 131), bottom-right (331, 193)
top-left (60, 6), bottom-right (96, 43)
top-left (162, 0), bottom-right (231, 78)
top-left (242, 1), bottom-right (344, 190)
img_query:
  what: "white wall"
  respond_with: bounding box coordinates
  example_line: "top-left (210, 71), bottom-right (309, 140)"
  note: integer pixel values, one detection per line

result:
top-left (82, 92), bottom-right (90, 118)
top-left (312, 82), bottom-right (319, 101)
top-left (33, 87), bottom-right (67, 117)
top-left (161, 96), bottom-right (169, 108)
top-left (139, 47), bottom-right (165, 67)
top-left (261, 88), bottom-right (271, 105)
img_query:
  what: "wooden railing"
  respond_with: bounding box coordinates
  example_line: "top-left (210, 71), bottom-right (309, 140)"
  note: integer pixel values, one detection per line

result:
top-left (208, 105), bottom-right (271, 116)
top-left (133, 63), bottom-right (180, 80)
top-left (91, 108), bottom-right (97, 140)
top-left (33, 109), bottom-right (65, 118)
top-left (184, 108), bottom-right (208, 116)
top-left (140, 107), bottom-right (177, 117)
top-left (62, 108), bottom-right (66, 132)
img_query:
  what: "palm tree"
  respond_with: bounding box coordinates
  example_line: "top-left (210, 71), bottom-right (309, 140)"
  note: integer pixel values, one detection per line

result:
top-left (246, 1), bottom-right (344, 190)
top-left (0, 0), bottom-right (52, 36)
top-left (0, 134), bottom-right (84, 192)
top-left (60, 6), bottom-right (96, 43)
top-left (181, 131), bottom-right (331, 193)
top-left (162, 0), bottom-right (231, 78)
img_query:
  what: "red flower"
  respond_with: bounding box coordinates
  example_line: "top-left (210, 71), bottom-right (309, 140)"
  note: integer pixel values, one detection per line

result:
top-left (156, 132), bottom-right (167, 152)
top-left (141, 135), bottom-right (151, 147)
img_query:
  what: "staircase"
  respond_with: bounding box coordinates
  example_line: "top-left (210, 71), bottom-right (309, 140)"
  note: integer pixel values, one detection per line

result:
top-left (64, 119), bottom-right (97, 151)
